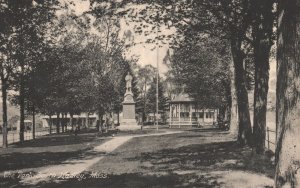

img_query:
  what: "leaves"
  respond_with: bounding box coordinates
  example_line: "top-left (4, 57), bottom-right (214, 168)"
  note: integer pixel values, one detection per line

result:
top-left (168, 34), bottom-right (231, 108)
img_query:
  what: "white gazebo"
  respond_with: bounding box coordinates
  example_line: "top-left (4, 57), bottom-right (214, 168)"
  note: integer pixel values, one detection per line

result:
top-left (169, 93), bottom-right (218, 128)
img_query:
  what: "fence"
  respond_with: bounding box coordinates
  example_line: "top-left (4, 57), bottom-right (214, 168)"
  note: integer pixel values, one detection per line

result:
top-left (0, 128), bottom-right (57, 147)
top-left (265, 127), bottom-right (276, 152)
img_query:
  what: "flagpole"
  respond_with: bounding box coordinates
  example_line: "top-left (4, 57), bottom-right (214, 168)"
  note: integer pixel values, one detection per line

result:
top-left (156, 11), bottom-right (159, 131)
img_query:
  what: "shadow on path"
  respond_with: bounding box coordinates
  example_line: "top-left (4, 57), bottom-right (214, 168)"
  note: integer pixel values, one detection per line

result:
top-left (20, 141), bottom-right (274, 188)
top-left (0, 129), bottom-right (275, 188)
top-left (135, 141), bottom-right (274, 178)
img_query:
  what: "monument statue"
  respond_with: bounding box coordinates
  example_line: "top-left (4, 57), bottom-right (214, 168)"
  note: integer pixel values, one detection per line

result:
top-left (119, 72), bottom-right (139, 130)
top-left (125, 72), bottom-right (132, 92)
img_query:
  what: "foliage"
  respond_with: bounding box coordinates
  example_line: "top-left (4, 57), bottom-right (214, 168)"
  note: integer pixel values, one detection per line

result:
top-left (135, 65), bottom-right (156, 116)
top-left (169, 34), bottom-right (231, 109)
top-left (145, 76), bottom-right (167, 115)
top-left (0, 0), bottom-right (135, 137)
top-left (0, 0), bottom-right (60, 142)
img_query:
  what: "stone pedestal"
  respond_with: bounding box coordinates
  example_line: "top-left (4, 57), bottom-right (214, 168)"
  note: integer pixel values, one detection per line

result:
top-left (119, 91), bottom-right (140, 131)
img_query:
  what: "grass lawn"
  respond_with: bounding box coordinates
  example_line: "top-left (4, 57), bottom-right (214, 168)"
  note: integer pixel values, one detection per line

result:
top-left (0, 130), bottom-right (109, 174)
top-left (29, 129), bottom-right (275, 188)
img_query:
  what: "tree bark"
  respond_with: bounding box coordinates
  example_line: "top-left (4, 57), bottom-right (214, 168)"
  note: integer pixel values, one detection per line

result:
top-left (65, 113), bottom-right (68, 131)
top-left (56, 112), bottom-right (60, 133)
top-left (117, 106), bottom-right (120, 126)
top-left (32, 104), bottom-right (35, 139)
top-left (100, 114), bottom-right (103, 132)
top-left (96, 112), bottom-right (100, 132)
top-left (78, 118), bottom-right (81, 131)
top-left (275, 0), bottom-right (300, 187)
top-left (110, 112), bottom-right (114, 129)
top-left (49, 115), bottom-right (52, 134)
top-left (143, 80), bottom-right (147, 124)
top-left (252, 0), bottom-right (274, 154)
top-left (86, 112), bottom-right (89, 129)
top-left (229, 54), bottom-right (239, 138)
top-left (19, 65), bottom-right (25, 143)
top-left (253, 49), bottom-right (269, 154)
top-left (61, 113), bottom-right (65, 133)
top-left (231, 37), bottom-right (252, 146)
top-left (1, 76), bottom-right (8, 148)
top-left (70, 112), bottom-right (74, 131)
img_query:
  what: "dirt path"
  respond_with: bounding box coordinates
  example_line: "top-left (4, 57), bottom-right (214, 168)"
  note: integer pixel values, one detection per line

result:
top-left (21, 130), bottom-right (182, 185)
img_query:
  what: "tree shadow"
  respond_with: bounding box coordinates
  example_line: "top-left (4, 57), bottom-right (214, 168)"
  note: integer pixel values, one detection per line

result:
top-left (177, 132), bottom-right (229, 138)
top-left (0, 132), bottom-right (109, 172)
top-left (12, 172), bottom-right (221, 188)
top-left (11, 132), bottom-right (99, 148)
top-left (0, 149), bottom-right (94, 172)
top-left (127, 141), bottom-right (275, 179)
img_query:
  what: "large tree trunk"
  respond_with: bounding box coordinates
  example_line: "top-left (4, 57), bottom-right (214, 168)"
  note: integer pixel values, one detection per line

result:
top-left (275, 0), bottom-right (300, 187)
top-left (99, 114), bottom-right (103, 132)
top-left (143, 80), bottom-right (147, 125)
top-left (49, 115), bottom-right (52, 134)
top-left (86, 112), bottom-right (89, 129)
top-left (117, 106), bottom-right (120, 126)
top-left (65, 113), bottom-right (68, 131)
top-left (229, 54), bottom-right (239, 138)
top-left (231, 37), bottom-right (252, 146)
top-left (110, 112), bottom-right (114, 129)
top-left (1, 76), bottom-right (8, 148)
top-left (252, 0), bottom-right (274, 154)
top-left (70, 112), bottom-right (74, 132)
top-left (19, 66), bottom-right (25, 143)
top-left (96, 112), bottom-right (100, 132)
top-left (56, 112), bottom-right (60, 133)
top-left (61, 113), bottom-right (65, 133)
top-left (32, 104), bottom-right (35, 139)
top-left (253, 46), bottom-right (270, 154)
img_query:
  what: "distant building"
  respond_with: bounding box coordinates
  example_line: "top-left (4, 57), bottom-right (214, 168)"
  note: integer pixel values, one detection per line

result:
top-left (144, 112), bottom-right (164, 123)
top-left (169, 93), bottom-right (218, 128)
top-left (41, 112), bottom-right (98, 128)
top-left (41, 112), bottom-right (122, 130)
top-left (15, 120), bottom-right (32, 131)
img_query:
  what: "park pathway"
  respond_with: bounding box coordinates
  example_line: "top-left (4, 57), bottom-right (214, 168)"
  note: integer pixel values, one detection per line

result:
top-left (21, 130), bottom-right (182, 185)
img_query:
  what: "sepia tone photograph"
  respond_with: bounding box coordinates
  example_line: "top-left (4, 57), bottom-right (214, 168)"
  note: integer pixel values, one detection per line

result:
top-left (0, 0), bottom-right (299, 187)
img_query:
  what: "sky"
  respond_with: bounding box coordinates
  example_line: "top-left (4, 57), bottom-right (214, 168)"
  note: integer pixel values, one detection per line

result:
top-left (61, 0), bottom-right (171, 75)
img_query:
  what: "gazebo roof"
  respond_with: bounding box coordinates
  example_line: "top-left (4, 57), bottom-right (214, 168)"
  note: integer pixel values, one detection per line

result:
top-left (170, 93), bottom-right (194, 103)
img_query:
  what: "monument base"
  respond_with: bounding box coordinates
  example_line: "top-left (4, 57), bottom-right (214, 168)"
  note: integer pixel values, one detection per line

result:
top-left (118, 119), bottom-right (140, 131)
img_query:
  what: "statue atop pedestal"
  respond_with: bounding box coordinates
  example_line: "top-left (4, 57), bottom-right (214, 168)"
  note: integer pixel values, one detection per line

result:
top-left (125, 72), bottom-right (132, 92)
top-left (120, 72), bottom-right (139, 130)
top-left (123, 72), bottom-right (134, 103)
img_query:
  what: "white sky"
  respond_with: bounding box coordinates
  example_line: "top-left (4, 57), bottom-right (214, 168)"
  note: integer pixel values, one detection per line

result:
top-left (62, 0), bottom-right (170, 75)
